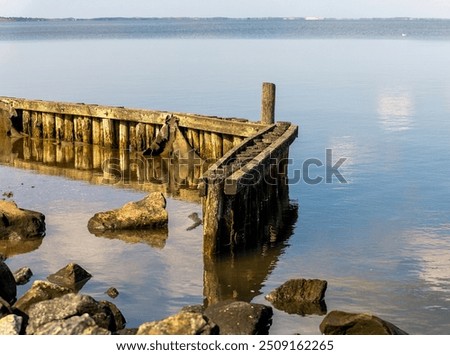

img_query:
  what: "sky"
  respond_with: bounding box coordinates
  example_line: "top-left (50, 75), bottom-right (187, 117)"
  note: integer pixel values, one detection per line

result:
top-left (0, 0), bottom-right (450, 19)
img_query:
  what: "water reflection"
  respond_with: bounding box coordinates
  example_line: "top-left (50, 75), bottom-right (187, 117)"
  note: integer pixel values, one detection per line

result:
top-left (1, 136), bottom-right (208, 202)
top-left (1, 134), bottom-right (300, 323)
top-left (378, 89), bottom-right (414, 132)
top-left (203, 203), bottom-right (298, 306)
top-left (91, 227), bottom-right (169, 249)
top-left (0, 238), bottom-right (43, 259)
top-left (406, 225), bottom-right (450, 296)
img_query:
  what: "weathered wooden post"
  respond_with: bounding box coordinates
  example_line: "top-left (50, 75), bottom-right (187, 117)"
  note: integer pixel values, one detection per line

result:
top-left (63, 115), bottom-right (74, 142)
top-left (42, 113), bottom-right (55, 139)
top-left (135, 123), bottom-right (146, 151)
top-left (22, 111), bottom-right (31, 136)
top-left (119, 121), bottom-right (129, 150)
top-left (55, 114), bottom-right (64, 142)
top-left (102, 118), bottom-right (114, 147)
top-left (92, 118), bottom-right (102, 145)
top-left (202, 174), bottom-right (225, 256)
top-left (81, 117), bottom-right (92, 144)
top-left (31, 112), bottom-right (42, 138)
top-left (261, 82), bottom-right (276, 125)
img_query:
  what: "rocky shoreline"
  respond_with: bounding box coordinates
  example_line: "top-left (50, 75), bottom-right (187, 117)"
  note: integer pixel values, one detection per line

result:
top-left (1, 196), bottom-right (409, 335)
top-left (0, 259), bottom-right (408, 335)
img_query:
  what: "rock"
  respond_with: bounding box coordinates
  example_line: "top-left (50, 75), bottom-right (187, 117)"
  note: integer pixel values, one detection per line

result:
top-left (26, 293), bottom-right (124, 334)
top-left (0, 260), bottom-right (17, 312)
top-left (137, 310), bottom-right (218, 335)
top-left (0, 200), bottom-right (46, 240)
top-left (13, 267), bottom-right (33, 286)
top-left (32, 314), bottom-right (111, 335)
top-left (99, 300), bottom-right (126, 331)
top-left (14, 280), bottom-right (73, 314)
top-left (180, 304), bottom-right (205, 314)
top-left (106, 287), bottom-right (119, 299)
top-left (265, 278), bottom-right (327, 316)
top-left (319, 310), bottom-right (409, 335)
top-left (0, 314), bottom-right (23, 335)
top-left (116, 328), bottom-right (138, 335)
top-left (204, 300), bottom-right (273, 335)
top-left (87, 192), bottom-right (168, 232)
top-left (47, 263), bottom-right (92, 291)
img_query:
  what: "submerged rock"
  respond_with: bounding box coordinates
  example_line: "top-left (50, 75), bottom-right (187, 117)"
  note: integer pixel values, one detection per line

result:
top-left (106, 287), bottom-right (119, 299)
top-left (319, 310), bottom-right (408, 335)
top-left (265, 278), bottom-right (327, 316)
top-left (0, 200), bottom-right (46, 240)
top-left (87, 192), bottom-right (168, 232)
top-left (204, 300), bottom-right (273, 335)
top-left (186, 212), bottom-right (202, 231)
top-left (47, 263), bottom-right (92, 291)
top-left (137, 310), bottom-right (218, 335)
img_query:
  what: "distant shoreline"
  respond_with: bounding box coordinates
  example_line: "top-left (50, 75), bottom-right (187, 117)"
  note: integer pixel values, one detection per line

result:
top-left (1, 16), bottom-right (450, 23)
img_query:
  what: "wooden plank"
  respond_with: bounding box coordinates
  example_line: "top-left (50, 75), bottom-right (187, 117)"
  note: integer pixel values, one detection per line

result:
top-left (1, 96), bottom-right (266, 138)
top-left (224, 124), bottom-right (298, 195)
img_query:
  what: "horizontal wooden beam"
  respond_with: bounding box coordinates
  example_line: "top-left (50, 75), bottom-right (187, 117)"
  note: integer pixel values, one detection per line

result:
top-left (0, 96), bottom-right (267, 138)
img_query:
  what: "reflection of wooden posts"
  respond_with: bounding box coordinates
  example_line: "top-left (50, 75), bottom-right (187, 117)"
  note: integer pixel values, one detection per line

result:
top-left (42, 140), bottom-right (56, 164)
top-left (261, 82), bottom-right (276, 125)
top-left (92, 145), bottom-right (102, 169)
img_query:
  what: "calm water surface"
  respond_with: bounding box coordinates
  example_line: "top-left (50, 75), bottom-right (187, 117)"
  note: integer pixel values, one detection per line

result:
top-left (1, 19), bottom-right (450, 334)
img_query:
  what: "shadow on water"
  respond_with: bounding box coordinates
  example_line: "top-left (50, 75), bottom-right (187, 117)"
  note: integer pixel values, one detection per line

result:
top-left (1, 134), bottom-right (300, 316)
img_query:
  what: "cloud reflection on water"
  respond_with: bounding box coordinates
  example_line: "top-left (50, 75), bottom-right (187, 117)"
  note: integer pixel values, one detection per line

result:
top-left (377, 89), bottom-right (414, 132)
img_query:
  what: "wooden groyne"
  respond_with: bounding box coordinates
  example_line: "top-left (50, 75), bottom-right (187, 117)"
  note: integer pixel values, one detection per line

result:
top-left (201, 122), bottom-right (298, 256)
top-left (1, 99), bottom-right (266, 156)
top-left (0, 83), bottom-right (298, 257)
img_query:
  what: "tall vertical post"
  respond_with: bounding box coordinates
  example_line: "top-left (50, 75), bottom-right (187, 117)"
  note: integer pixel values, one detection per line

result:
top-left (261, 82), bottom-right (276, 125)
